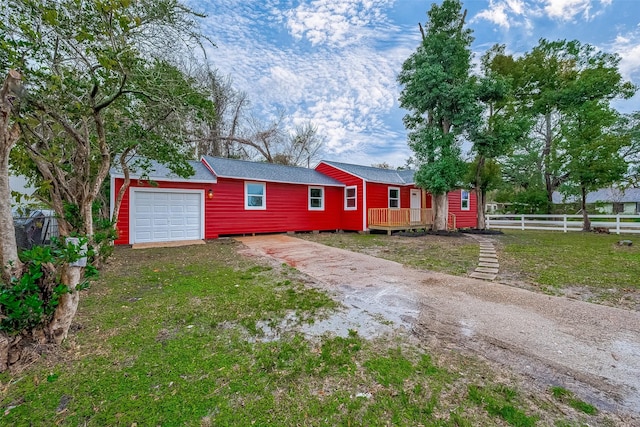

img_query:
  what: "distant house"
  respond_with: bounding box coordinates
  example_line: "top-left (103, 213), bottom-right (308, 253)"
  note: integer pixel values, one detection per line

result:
top-left (552, 188), bottom-right (640, 215)
top-left (110, 157), bottom-right (478, 245)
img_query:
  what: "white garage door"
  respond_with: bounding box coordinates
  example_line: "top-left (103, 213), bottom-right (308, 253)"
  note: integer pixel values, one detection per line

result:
top-left (131, 190), bottom-right (203, 243)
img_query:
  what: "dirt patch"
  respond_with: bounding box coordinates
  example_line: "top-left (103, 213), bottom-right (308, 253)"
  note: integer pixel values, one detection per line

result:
top-left (237, 234), bottom-right (640, 421)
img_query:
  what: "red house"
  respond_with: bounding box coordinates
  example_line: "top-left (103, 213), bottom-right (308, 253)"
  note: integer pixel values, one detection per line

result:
top-left (315, 160), bottom-right (477, 232)
top-left (111, 157), bottom-right (477, 245)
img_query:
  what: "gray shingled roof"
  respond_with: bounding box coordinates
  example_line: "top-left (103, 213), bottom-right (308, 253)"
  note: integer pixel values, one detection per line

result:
top-left (202, 156), bottom-right (344, 186)
top-left (319, 160), bottom-right (416, 185)
top-left (552, 188), bottom-right (640, 204)
top-left (110, 158), bottom-right (216, 183)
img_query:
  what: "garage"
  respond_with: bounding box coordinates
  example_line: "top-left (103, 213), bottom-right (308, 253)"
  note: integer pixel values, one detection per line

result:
top-left (130, 189), bottom-right (204, 244)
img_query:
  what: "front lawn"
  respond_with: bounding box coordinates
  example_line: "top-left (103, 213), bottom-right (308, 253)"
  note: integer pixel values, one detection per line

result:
top-left (301, 230), bottom-right (639, 310)
top-left (0, 240), bottom-right (613, 426)
top-left (495, 230), bottom-right (639, 307)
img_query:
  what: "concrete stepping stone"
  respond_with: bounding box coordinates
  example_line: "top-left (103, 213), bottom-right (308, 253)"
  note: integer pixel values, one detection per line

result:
top-left (475, 267), bottom-right (499, 274)
top-left (478, 262), bottom-right (499, 268)
top-left (470, 272), bottom-right (497, 280)
top-left (466, 235), bottom-right (500, 281)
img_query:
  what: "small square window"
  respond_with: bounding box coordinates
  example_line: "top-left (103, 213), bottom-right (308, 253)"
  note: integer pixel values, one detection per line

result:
top-left (345, 186), bottom-right (357, 210)
top-left (245, 182), bottom-right (266, 210)
top-left (389, 188), bottom-right (400, 209)
top-left (461, 190), bottom-right (470, 210)
top-left (309, 187), bottom-right (324, 210)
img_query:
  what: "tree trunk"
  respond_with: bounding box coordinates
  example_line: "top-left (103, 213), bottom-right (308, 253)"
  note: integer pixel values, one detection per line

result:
top-left (45, 265), bottom-right (82, 345)
top-left (475, 155), bottom-right (485, 230)
top-left (542, 112), bottom-right (554, 213)
top-left (0, 70), bottom-right (23, 279)
top-left (477, 188), bottom-right (486, 230)
top-left (581, 185), bottom-right (591, 232)
top-left (433, 193), bottom-right (448, 231)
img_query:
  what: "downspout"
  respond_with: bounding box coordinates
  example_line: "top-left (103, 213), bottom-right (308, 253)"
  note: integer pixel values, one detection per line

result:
top-left (109, 174), bottom-right (115, 222)
top-left (362, 178), bottom-right (367, 231)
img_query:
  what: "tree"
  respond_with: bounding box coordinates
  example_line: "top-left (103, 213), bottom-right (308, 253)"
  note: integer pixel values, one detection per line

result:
top-left (4, 0), bottom-right (207, 238)
top-left (469, 45), bottom-right (529, 229)
top-left (0, 0), bottom-right (208, 370)
top-left (398, 0), bottom-right (479, 230)
top-left (503, 40), bottom-right (635, 208)
top-left (560, 103), bottom-right (629, 230)
top-left (0, 70), bottom-right (23, 279)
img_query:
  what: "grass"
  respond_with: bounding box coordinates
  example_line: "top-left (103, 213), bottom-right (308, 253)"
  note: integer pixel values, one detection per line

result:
top-left (550, 386), bottom-right (598, 415)
top-left (299, 232), bottom-right (479, 276)
top-left (495, 230), bottom-right (640, 306)
top-left (0, 240), bottom-right (611, 426)
top-left (301, 230), bottom-right (640, 309)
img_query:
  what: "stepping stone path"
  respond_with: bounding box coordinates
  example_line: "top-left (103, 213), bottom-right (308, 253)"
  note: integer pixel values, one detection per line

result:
top-left (467, 236), bottom-right (499, 281)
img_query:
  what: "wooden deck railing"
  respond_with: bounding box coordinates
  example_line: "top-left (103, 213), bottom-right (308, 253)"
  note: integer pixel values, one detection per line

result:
top-left (368, 208), bottom-right (457, 232)
top-left (368, 208), bottom-right (434, 228)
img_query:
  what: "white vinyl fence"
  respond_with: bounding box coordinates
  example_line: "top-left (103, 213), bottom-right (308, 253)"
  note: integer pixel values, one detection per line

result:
top-left (486, 214), bottom-right (640, 234)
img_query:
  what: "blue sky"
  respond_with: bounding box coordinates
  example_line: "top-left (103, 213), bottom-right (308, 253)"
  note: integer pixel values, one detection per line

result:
top-left (194, 0), bottom-right (640, 167)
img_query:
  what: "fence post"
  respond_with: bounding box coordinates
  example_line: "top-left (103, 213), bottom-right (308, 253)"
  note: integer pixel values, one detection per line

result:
top-left (521, 216), bottom-right (525, 230)
top-left (563, 215), bottom-right (567, 233)
top-left (616, 215), bottom-right (620, 235)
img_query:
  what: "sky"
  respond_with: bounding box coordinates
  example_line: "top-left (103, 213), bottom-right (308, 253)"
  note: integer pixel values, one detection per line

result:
top-left (193, 0), bottom-right (640, 168)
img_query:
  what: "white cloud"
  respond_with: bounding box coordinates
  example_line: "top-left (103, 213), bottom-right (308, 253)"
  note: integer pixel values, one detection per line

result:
top-left (474, 0), bottom-right (613, 28)
top-left (542, 0), bottom-right (612, 21)
top-left (472, 0), bottom-right (535, 30)
top-left (609, 30), bottom-right (640, 82)
top-left (193, 0), bottom-right (411, 166)
top-left (283, 0), bottom-right (394, 48)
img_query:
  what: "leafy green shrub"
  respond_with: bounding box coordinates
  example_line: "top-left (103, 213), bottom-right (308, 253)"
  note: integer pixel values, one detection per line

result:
top-left (0, 238), bottom-right (96, 335)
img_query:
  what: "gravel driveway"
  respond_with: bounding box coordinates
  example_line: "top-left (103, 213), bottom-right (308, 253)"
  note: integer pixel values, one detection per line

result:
top-left (236, 234), bottom-right (640, 417)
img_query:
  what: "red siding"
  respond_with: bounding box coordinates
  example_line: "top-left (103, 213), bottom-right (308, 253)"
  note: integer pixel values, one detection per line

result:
top-left (366, 183), bottom-right (415, 207)
top-left (207, 178), bottom-right (343, 236)
top-left (315, 163), bottom-right (365, 231)
top-left (113, 178), bottom-right (213, 245)
top-left (447, 189), bottom-right (478, 228)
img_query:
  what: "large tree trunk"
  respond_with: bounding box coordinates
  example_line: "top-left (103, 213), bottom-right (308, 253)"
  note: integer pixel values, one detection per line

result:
top-left (46, 265), bottom-right (82, 344)
top-left (433, 193), bottom-right (448, 231)
top-left (476, 188), bottom-right (486, 230)
top-left (581, 185), bottom-right (591, 232)
top-left (0, 70), bottom-right (23, 279)
top-left (475, 155), bottom-right (486, 230)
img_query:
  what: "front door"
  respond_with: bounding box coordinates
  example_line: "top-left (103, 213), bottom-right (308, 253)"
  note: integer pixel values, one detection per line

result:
top-left (410, 189), bottom-right (421, 222)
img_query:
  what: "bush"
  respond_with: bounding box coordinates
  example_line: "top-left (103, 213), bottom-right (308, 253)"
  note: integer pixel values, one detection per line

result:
top-left (0, 238), bottom-right (96, 335)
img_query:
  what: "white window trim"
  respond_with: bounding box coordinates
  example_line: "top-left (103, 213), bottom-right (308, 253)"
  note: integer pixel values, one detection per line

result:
top-left (245, 181), bottom-right (266, 210)
top-left (461, 190), bottom-right (470, 211)
top-left (308, 186), bottom-right (324, 211)
top-left (388, 187), bottom-right (400, 209)
top-left (345, 185), bottom-right (357, 211)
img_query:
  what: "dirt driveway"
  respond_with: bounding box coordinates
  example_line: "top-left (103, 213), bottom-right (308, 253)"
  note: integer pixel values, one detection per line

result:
top-left (236, 234), bottom-right (640, 417)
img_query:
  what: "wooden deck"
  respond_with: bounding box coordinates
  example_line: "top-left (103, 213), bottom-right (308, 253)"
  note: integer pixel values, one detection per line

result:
top-left (368, 208), bottom-right (456, 234)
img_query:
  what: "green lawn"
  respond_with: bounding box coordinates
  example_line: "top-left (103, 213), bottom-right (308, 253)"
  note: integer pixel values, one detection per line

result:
top-left (495, 230), bottom-right (639, 306)
top-left (299, 232), bottom-right (479, 276)
top-left (302, 230), bottom-right (640, 309)
top-left (0, 240), bottom-right (612, 426)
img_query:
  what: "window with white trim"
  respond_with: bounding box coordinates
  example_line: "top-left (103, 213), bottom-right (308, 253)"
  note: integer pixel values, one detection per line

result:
top-left (388, 187), bottom-right (400, 209)
top-left (461, 190), bottom-right (470, 210)
top-left (309, 186), bottom-right (324, 210)
top-left (245, 182), bottom-right (266, 210)
top-left (345, 186), bottom-right (357, 210)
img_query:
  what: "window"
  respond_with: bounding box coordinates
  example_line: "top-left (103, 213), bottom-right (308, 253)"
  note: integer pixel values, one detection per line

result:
top-left (389, 187), bottom-right (400, 209)
top-left (461, 190), bottom-right (470, 210)
top-left (613, 202), bottom-right (624, 214)
top-left (345, 186), bottom-right (357, 210)
top-left (245, 182), bottom-right (266, 210)
top-left (309, 187), bottom-right (324, 210)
